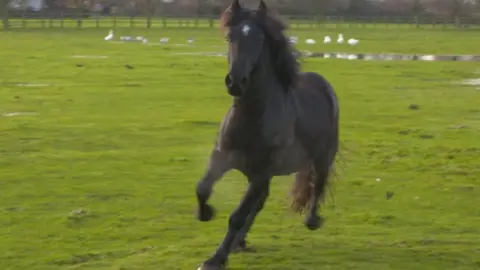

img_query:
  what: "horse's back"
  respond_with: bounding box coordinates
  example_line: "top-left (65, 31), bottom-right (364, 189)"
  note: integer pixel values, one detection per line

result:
top-left (293, 72), bottom-right (338, 146)
top-left (296, 72), bottom-right (338, 116)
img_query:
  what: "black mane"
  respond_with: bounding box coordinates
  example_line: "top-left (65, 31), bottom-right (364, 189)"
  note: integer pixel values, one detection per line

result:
top-left (220, 6), bottom-right (300, 90)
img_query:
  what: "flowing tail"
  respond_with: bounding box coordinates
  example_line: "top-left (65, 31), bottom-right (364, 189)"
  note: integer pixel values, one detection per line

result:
top-left (290, 145), bottom-right (344, 213)
top-left (290, 165), bottom-right (317, 213)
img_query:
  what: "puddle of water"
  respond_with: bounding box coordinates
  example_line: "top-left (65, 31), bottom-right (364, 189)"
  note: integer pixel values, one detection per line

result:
top-left (172, 51), bottom-right (480, 62)
top-left (463, 79), bottom-right (480, 85)
top-left (172, 52), bottom-right (226, 57)
top-left (112, 40), bottom-right (192, 47)
top-left (147, 43), bottom-right (192, 47)
top-left (304, 52), bottom-right (480, 62)
top-left (1, 112), bottom-right (38, 117)
top-left (71, 55), bottom-right (109, 59)
top-left (16, 83), bottom-right (50, 87)
top-left (111, 41), bottom-right (147, 45)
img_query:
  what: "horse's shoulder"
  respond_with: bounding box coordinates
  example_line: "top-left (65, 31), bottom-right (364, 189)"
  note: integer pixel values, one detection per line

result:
top-left (295, 72), bottom-right (329, 89)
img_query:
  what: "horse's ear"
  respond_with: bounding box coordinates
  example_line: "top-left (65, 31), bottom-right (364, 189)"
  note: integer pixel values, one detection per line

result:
top-left (256, 0), bottom-right (267, 21)
top-left (231, 0), bottom-right (241, 14)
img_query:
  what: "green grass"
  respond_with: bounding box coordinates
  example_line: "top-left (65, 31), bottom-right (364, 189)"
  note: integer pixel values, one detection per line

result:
top-left (0, 27), bottom-right (479, 270)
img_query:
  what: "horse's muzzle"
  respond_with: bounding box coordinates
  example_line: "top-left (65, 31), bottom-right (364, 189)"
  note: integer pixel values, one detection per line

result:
top-left (225, 73), bottom-right (248, 97)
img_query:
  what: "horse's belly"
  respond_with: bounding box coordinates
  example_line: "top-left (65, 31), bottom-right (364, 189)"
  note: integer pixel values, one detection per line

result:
top-left (270, 140), bottom-right (310, 176)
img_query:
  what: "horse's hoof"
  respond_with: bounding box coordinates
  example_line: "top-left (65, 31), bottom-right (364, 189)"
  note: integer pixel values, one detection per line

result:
top-left (231, 239), bottom-right (249, 253)
top-left (196, 204), bottom-right (216, 222)
top-left (305, 215), bottom-right (324, 231)
top-left (197, 262), bottom-right (225, 270)
top-left (197, 264), bottom-right (224, 270)
top-left (233, 242), bottom-right (256, 253)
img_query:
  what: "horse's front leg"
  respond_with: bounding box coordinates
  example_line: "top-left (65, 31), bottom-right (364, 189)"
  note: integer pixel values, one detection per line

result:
top-left (230, 189), bottom-right (268, 252)
top-left (198, 174), bottom-right (271, 270)
top-left (196, 149), bottom-right (230, 222)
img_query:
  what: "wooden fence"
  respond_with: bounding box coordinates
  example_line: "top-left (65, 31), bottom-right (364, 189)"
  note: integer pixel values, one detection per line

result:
top-left (2, 14), bottom-right (480, 30)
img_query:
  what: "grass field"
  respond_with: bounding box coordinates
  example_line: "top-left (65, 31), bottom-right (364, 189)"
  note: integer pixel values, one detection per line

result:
top-left (0, 26), bottom-right (479, 270)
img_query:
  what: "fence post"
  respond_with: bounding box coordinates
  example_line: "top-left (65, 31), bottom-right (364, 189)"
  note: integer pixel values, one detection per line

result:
top-left (1, 0), bottom-right (9, 30)
top-left (146, 17), bottom-right (151, 28)
top-left (41, 9), bottom-right (45, 28)
top-left (146, 12), bottom-right (152, 28)
top-left (22, 13), bottom-right (26, 28)
top-left (76, 8), bottom-right (82, 28)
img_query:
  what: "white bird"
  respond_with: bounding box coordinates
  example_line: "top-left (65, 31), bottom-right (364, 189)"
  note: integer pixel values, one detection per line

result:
top-left (136, 36), bottom-right (144, 41)
top-left (104, 30), bottom-right (114, 41)
top-left (142, 38), bottom-right (149, 44)
top-left (347, 38), bottom-right (359, 46)
top-left (323, 36), bottom-right (331, 44)
top-left (305, 38), bottom-right (316, 44)
top-left (120, 36), bottom-right (132, 41)
top-left (337, 33), bottom-right (344, 44)
top-left (288, 36), bottom-right (298, 44)
top-left (187, 37), bottom-right (195, 45)
top-left (347, 54), bottom-right (357, 60)
top-left (160, 37), bottom-right (169, 44)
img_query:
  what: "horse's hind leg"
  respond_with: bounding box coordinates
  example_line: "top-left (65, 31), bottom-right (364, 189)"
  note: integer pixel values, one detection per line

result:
top-left (196, 149), bottom-right (230, 222)
top-left (304, 157), bottom-right (331, 230)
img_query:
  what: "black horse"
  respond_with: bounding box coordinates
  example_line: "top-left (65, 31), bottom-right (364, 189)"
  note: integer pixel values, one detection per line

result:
top-left (195, 1), bottom-right (339, 269)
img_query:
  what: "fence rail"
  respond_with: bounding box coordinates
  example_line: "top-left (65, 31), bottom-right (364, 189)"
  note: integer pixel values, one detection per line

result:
top-left (3, 14), bottom-right (480, 30)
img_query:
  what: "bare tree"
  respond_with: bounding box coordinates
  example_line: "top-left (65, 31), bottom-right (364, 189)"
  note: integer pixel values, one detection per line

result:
top-left (433, 0), bottom-right (471, 17)
top-left (411, 0), bottom-right (424, 15)
top-left (1, 0), bottom-right (8, 29)
top-left (141, 0), bottom-right (160, 27)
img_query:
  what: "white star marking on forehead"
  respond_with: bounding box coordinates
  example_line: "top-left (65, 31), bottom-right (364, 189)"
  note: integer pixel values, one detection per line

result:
top-left (242, 25), bottom-right (250, 36)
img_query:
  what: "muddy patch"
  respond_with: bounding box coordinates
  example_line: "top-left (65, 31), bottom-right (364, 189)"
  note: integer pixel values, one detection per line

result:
top-left (461, 78), bottom-right (480, 89)
top-left (15, 83), bottom-right (50, 87)
top-left (172, 52), bottom-right (227, 57)
top-left (71, 55), bottom-right (109, 59)
top-left (111, 41), bottom-right (193, 47)
top-left (182, 120), bottom-right (220, 127)
top-left (1, 112), bottom-right (38, 117)
top-left (147, 43), bottom-right (192, 47)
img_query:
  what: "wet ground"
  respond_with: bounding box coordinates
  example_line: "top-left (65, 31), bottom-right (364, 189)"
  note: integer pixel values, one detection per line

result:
top-left (301, 52), bottom-right (480, 62)
top-left (173, 51), bottom-right (480, 62)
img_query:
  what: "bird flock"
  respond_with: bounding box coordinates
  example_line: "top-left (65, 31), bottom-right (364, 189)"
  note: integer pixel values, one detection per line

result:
top-left (290, 33), bottom-right (359, 46)
top-left (104, 30), bottom-right (194, 45)
top-left (105, 30), bottom-right (358, 47)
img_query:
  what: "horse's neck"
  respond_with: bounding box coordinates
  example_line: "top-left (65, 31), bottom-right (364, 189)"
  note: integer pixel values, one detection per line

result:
top-left (234, 57), bottom-right (284, 113)
top-left (231, 59), bottom-right (295, 146)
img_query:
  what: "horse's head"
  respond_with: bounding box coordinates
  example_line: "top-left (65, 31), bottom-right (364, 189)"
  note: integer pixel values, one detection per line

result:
top-left (223, 0), bottom-right (268, 97)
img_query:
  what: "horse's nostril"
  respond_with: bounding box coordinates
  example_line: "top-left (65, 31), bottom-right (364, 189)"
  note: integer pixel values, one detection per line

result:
top-left (240, 77), bottom-right (248, 86)
top-left (225, 74), bottom-right (234, 87)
